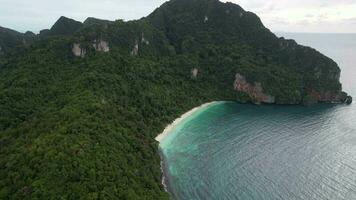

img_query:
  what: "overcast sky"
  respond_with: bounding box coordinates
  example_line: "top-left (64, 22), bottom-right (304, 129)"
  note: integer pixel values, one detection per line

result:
top-left (0, 0), bottom-right (355, 33)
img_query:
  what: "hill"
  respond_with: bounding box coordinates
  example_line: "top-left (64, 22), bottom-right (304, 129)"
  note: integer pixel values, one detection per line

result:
top-left (0, 0), bottom-right (352, 199)
top-left (0, 26), bottom-right (36, 54)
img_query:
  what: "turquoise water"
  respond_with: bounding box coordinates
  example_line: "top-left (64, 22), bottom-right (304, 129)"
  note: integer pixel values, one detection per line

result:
top-left (160, 33), bottom-right (356, 200)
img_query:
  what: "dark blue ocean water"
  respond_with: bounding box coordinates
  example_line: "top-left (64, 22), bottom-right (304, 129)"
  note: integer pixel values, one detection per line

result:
top-left (160, 33), bottom-right (356, 200)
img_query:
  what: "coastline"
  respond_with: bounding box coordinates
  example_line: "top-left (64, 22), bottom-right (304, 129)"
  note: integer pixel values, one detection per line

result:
top-left (155, 101), bottom-right (223, 198)
top-left (158, 147), bottom-right (175, 198)
top-left (155, 101), bottom-right (219, 143)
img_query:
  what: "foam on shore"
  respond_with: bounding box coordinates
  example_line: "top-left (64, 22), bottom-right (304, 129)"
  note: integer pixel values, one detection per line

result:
top-left (155, 101), bottom-right (220, 143)
top-left (155, 101), bottom-right (222, 196)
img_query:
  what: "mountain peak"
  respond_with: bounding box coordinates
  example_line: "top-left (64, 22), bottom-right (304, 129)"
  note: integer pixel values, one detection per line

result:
top-left (148, 0), bottom-right (258, 53)
top-left (83, 17), bottom-right (113, 26)
top-left (49, 16), bottom-right (83, 36)
top-left (151, 0), bottom-right (244, 14)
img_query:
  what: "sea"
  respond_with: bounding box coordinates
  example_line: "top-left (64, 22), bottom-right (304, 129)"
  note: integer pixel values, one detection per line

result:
top-left (159, 33), bottom-right (356, 200)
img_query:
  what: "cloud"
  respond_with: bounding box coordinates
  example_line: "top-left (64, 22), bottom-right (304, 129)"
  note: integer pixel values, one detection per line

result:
top-left (226, 0), bottom-right (356, 33)
top-left (0, 0), bottom-right (166, 32)
top-left (345, 17), bottom-right (356, 24)
top-left (0, 0), bottom-right (355, 33)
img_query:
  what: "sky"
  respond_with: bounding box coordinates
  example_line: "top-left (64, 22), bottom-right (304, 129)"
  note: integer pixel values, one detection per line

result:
top-left (0, 0), bottom-right (355, 33)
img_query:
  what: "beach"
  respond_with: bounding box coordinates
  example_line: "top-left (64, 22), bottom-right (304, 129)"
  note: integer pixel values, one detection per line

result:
top-left (155, 101), bottom-right (221, 198)
top-left (155, 101), bottom-right (219, 143)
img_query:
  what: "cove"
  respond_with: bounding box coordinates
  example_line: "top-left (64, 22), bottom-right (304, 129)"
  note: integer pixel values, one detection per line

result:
top-left (158, 102), bottom-right (356, 200)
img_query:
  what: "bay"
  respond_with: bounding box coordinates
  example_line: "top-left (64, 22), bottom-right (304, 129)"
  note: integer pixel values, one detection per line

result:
top-left (160, 33), bottom-right (356, 200)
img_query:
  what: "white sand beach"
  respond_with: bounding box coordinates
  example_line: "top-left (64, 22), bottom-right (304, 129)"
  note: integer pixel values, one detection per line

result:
top-left (155, 101), bottom-right (218, 142)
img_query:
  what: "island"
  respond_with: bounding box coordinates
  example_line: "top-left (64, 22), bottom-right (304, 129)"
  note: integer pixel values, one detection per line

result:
top-left (0, 0), bottom-right (352, 199)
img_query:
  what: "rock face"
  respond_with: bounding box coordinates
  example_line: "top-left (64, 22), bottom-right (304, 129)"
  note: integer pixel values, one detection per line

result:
top-left (72, 43), bottom-right (86, 57)
top-left (191, 68), bottom-right (198, 78)
top-left (204, 16), bottom-right (209, 22)
top-left (0, 0), bottom-right (351, 106)
top-left (93, 39), bottom-right (110, 52)
top-left (301, 90), bottom-right (352, 105)
top-left (148, 0), bottom-right (351, 106)
top-left (234, 73), bottom-right (275, 104)
top-left (131, 40), bottom-right (139, 56)
top-left (345, 96), bottom-right (353, 104)
top-left (141, 33), bottom-right (149, 45)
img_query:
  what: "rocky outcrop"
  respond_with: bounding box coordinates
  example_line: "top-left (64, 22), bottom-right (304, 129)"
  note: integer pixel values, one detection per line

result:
top-left (93, 39), bottom-right (110, 52)
top-left (131, 40), bottom-right (139, 56)
top-left (303, 90), bottom-right (352, 105)
top-left (191, 68), bottom-right (198, 78)
top-left (345, 96), bottom-right (353, 104)
top-left (234, 73), bottom-right (275, 104)
top-left (204, 16), bottom-right (209, 23)
top-left (233, 74), bottom-right (352, 105)
top-left (141, 33), bottom-right (149, 45)
top-left (72, 43), bottom-right (86, 57)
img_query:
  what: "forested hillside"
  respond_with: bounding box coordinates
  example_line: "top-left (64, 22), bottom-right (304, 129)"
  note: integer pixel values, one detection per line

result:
top-left (0, 0), bottom-right (351, 199)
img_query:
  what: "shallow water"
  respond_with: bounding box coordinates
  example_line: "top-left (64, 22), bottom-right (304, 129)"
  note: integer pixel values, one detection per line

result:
top-left (160, 33), bottom-right (356, 200)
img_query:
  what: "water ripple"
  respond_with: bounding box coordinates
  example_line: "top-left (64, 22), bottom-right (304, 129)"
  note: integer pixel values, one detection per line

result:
top-left (162, 103), bottom-right (356, 200)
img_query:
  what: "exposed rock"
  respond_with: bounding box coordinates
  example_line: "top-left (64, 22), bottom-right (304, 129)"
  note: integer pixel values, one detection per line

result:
top-left (131, 40), bottom-right (139, 56)
top-left (72, 43), bottom-right (86, 57)
top-left (234, 73), bottom-right (275, 104)
top-left (191, 68), bottom-right (198, 78)
top-left (345, 96), bottom-right (353, 104)
top-left (93, 39), bottom-right (110, 52)
top-left (303, 90), bottom-right (352, 105)
top-left (319, 91), bottom-right (344, 103)
top-left (141, 33), bottom-right (149, 45)
top-left (0, 46), bottom-right (3, 55)
top-left (302, 92), bottom-right (319, 106)
top-left (204, 16), bottom-right (209, 22)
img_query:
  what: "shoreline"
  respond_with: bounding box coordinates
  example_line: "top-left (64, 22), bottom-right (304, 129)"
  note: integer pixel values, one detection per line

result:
top-left (155, 101), bottom-right (222, 198)
top-left (155, 101), bottom-right (219, 143)
top-left (158, 147), bottom-right (175, 198)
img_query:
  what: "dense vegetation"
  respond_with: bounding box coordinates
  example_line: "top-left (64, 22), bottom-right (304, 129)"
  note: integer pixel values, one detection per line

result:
top-left (0, 0), bottom-right (350, 199)
top-left (0, 27), bottom-right (36, 55)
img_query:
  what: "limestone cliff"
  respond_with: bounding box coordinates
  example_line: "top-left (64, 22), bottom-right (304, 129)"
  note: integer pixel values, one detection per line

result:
top-left (93, 39), bottom-right (110, 52)
top-left (72, 43), bottom-right (86, 57)
top-left (148, 0), bottom-right (351, 105)
top-left (234, 73), bottom-right (275, 104)
top-left (0, 0), bottom-right (352, 105)
top-left (303, 89), bottom-right (351, 105)
top-left (131, 40), bottom-right (139, 56)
